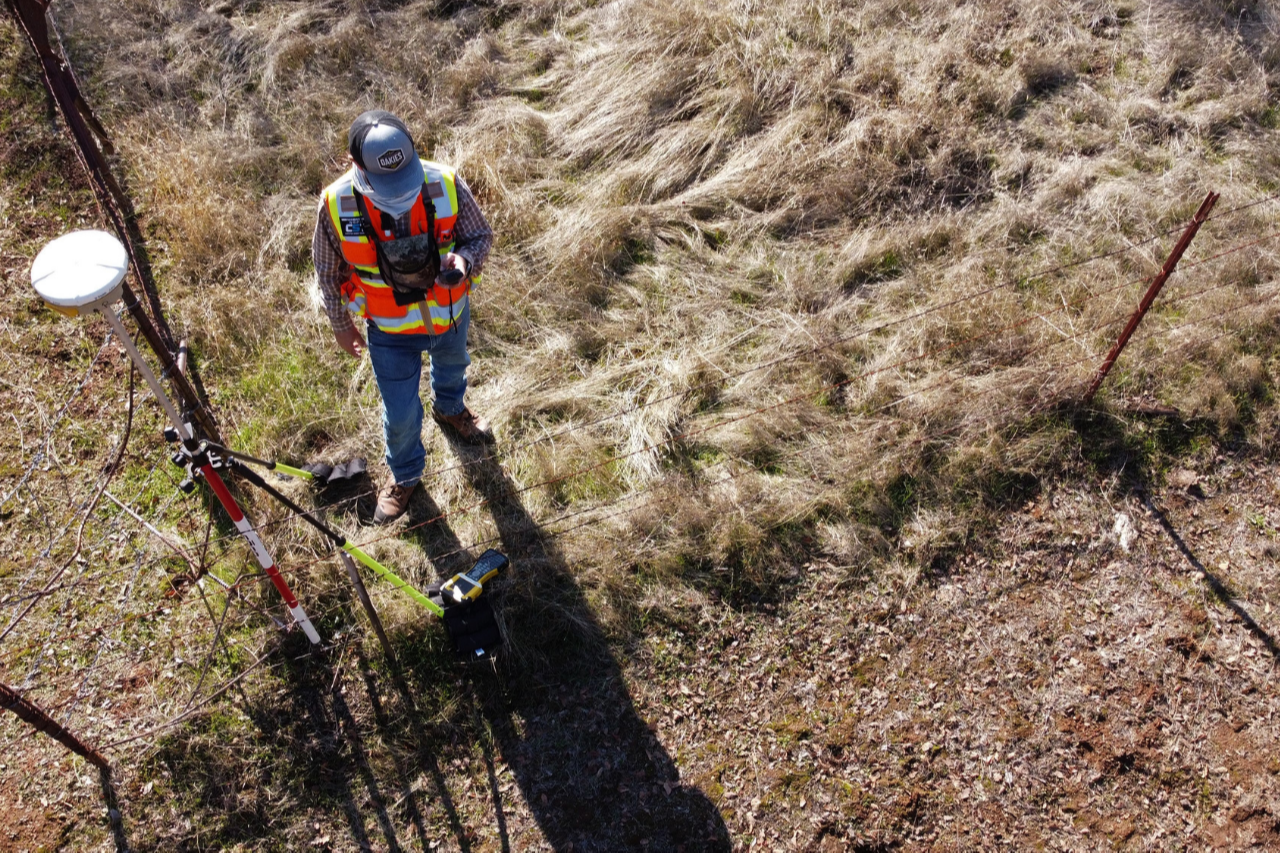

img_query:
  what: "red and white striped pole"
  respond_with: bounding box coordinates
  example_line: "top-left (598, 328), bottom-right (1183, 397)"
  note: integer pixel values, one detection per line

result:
top-left (97, 309), bottom-right (321, 644)
top-left (199, 462), bottom-right (319, 642)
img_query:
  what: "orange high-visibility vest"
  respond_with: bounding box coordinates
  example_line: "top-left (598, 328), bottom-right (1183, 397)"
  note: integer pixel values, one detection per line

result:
top-left (322, 161), bottom-right (478, 334)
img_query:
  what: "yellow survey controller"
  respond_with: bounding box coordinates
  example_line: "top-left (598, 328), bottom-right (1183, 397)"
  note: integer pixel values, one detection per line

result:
top-left (441, 549), bottom-right (508, 604)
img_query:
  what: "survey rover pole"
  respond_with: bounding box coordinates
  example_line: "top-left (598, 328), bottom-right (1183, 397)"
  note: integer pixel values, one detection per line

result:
top-left (98, 308), bottom-right (321, 644)
top-left (30, 230), bottom-right (320, 645)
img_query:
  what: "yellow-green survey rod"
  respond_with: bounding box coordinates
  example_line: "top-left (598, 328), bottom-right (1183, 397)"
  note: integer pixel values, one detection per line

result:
top-left (272, 461), bottom-right (313, 479)
top-left (227, 460), bottom-right (443, 617)
top-left (203, 442), bottom-right (317, 479)
top-left (342, 543), bottom-right (444, 617)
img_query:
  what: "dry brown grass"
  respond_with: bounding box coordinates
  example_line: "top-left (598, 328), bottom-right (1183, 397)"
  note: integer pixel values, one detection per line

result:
top-left (3, 0), bottom-right (1280, 848)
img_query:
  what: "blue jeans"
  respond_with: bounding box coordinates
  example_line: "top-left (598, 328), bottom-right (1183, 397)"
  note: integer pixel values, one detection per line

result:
top-left (366, 306), bottom-right (470, 485)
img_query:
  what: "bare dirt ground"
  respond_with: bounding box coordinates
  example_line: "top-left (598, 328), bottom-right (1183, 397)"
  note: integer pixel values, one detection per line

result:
top-left (602, 435), bottom-right (1280, 851)
top-left (3, 437), bottom-right (1277, 851)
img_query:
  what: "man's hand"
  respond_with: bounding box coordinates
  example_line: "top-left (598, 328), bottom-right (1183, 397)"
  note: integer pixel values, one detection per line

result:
top-left (334, 326), bottom-right (366, 359)
top-left (441, 252), bottom-right (468, 280)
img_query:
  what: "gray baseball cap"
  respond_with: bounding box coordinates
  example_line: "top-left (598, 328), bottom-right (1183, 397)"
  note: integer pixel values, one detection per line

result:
top-left (347, 110), bottom-right (426, 199)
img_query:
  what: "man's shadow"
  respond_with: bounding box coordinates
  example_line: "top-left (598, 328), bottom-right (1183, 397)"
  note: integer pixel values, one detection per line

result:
top-left (400, 439), bottom-right (732, 852)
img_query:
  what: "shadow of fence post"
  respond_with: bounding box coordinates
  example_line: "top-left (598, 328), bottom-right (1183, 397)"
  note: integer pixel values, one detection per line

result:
top-left (1142, 490), bottom-right (1280, 662)
top-left (98, 766), bottom-right (130, 852)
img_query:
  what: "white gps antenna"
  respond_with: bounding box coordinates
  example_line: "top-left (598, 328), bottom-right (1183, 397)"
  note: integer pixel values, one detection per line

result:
top-left (30, 230), bottom-right (192, 441)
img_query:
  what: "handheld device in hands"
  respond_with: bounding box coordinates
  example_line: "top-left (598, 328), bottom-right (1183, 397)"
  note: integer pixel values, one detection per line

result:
top-left (438, 267), bottom-right (465, 286)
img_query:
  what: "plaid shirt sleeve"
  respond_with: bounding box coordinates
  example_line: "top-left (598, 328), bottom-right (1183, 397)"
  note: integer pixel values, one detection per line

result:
top-left (312, 197), bottom-right (355, 335)
top-left (452, 174), bottom-right (493, 281)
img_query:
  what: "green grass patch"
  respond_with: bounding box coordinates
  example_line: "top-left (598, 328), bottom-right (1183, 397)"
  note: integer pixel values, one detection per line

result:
top-left (229, 334), bottom-right (360, 453)
top-left (545, 452), bottom-right (626, 508)
top-left (1072, 408), bottom-right (1217, 484)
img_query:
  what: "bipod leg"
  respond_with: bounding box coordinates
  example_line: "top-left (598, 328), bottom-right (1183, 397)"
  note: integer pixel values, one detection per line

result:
top-left (225, 459), bottom-right (444, 617)
top-left (336, 548), bottom-right (416, 701)
top-left (225, 461), bottom-right (450, 614)
top-left (198, 441), bottom-right (317, 481)
top-left (337, 548), bottom-right (402, 673)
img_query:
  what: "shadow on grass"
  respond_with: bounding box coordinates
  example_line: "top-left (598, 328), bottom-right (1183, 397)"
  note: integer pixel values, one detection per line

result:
top-left (398, 438), bottom-right (732, 852)
top-left (98, 766), bottom-right (128, 852)
top-left (149, 635), bottom-right (411, 851)
top-left (1070, 405), bottom-right (1245, 486)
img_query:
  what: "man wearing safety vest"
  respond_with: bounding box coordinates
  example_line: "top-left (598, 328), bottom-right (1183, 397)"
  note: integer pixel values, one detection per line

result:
top-left (312, 110), bottom-right (494, 524)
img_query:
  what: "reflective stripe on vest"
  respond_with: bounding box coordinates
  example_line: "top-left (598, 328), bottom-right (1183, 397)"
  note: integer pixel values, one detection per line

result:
top-left (323, 162), bottom-right (477, 335)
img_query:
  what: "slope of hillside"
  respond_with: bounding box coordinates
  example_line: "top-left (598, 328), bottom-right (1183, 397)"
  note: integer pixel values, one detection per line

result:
top-left (2, 0), bottom-right (1279, 850)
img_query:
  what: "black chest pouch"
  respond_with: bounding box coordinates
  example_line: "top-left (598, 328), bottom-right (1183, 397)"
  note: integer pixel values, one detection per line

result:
top-left (355, 188), bottom-right (441, 306)
top-left (380, 232), bottom-right (441, 305)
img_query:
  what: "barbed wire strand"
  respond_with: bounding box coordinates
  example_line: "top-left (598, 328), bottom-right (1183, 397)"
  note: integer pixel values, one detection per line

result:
top-left (6, 275), bottom-right (1276, 731)
top-left (135, 208), bottom-right (1280, 562)
top-left (14, 219), bottom-right (1272, 640)
top-left (0, 356), bottom-right (138, 644)
top-left (0, 339), bottom-right (125, 615)
top-left (1204, 188), bottom-right (1280, 223)
top-left (0, 328), bottom-right (173, 620)
top-left (125, 214), bottom-right (1209, 552)
top-left (4, 214), bottom-right (1277, 717)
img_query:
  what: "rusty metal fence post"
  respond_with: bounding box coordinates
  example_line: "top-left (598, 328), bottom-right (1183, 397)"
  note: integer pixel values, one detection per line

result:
top-left (1084, 191), bottom-right (1220, 402)
top-left (0, 681), bottom-right (110, 771)
top-left (6, 0), bottom-right (221, 443)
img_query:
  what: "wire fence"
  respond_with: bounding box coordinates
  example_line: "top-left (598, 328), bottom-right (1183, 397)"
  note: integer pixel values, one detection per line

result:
top-left (6, 0), bottom-right (1280, 794)
top-left (3, 190), bottom-right (1279, 787)
top-left (18, 199), bottom-right (1275, 594)
top-left (6, 9), bottom-right (1279, 853)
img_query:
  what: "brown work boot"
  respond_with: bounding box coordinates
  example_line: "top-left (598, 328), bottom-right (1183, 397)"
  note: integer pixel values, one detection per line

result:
top-left (432, 405), bottom-right (494, 445)
top-left (373, 477), bottom-right (416, 524)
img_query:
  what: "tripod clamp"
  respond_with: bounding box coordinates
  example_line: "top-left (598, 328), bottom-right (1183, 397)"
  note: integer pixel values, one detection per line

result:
top-left (163, 428), bottom-right (225, 494)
